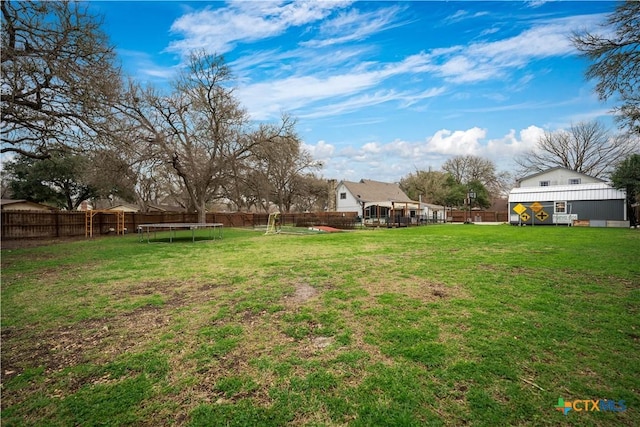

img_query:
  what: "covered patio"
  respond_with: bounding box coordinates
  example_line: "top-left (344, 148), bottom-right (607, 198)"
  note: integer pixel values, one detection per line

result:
top-left (363, 200), bottom-right (420, 227)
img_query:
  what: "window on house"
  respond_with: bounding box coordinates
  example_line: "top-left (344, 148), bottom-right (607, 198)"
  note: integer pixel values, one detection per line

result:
top-left (540, 181), bottom-right (550, 187)
top-left (339, 192), bottom-right (347, 200)
top-left (568, 178), bottom-right (581, 185)
top-left (555, 201), bottom-right (566, 214)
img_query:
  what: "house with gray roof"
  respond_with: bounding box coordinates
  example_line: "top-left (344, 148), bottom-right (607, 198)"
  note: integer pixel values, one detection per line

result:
top-left (335, 179), bottom-right (445, 226)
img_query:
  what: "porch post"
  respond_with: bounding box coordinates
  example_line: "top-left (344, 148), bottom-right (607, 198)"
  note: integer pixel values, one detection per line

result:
top-left (405, 202), bottom-right (408, 226)
top-left (391, 202), bottom-right (395, 227)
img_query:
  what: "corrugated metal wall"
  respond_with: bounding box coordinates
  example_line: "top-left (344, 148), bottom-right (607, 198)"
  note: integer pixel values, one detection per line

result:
top-left (568, 200), bottom-right (626, 221)
top-left (508, 199), bottom-right (626, 225)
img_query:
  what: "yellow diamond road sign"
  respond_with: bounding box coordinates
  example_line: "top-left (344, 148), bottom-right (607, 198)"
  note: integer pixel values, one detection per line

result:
top-left (520, 212), bottom-right (531, 221)
top-left (530, 202), bottom-right (543, 213)
top-left (513, 203), bottom-right (527, 215)
top-left (535, 210), bottom-right (549, 222)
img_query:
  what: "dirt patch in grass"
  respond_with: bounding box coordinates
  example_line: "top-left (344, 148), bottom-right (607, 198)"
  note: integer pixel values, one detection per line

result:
top-left (286, 282), bottom-right (318, 305)
top-left (1, 300), bottom-right (178, 391)
top-left (365, 277), bottom-right (469, 303)
top-left (34, 277), bottom-right (252, 385)
top-left (109, 280), bottom-right (191, 305)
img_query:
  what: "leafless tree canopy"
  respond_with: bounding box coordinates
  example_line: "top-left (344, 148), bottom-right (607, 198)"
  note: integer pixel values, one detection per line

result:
top-left (111, 52), bottom-right (309, 219)
top-left (442, 155), bottom-right (496, 186)
top-left (239, 127), bottom-right (321, 213)
top-left (572, 1), bottom-right (640, 134)
top-left (1, 0), bottom-right (121, 159)
top-left (1, 4), bottom-right (327, 213)
top-left (515, 121), bottom-right (636, 178)
top-left (292, 174), bottom-right (331, 213)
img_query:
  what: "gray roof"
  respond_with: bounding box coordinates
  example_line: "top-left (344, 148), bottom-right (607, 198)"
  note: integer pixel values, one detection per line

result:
top-left (509, 182), bottom-right (625, 202)
top-left (0, 199), bottom-right (58, 210)
top-left (0, 198), bottom-right (25, 206)
top-left (517, 167), bottom-right (605, 183)
top-left (341, 179), bottom-right (415, 203)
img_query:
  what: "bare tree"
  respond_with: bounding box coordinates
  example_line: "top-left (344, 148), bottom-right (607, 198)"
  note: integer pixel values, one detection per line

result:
top-left (441, 154), bottom-right (510, 200)
top-left (222, 163), bottom-right (259, 212)
top-left (120, 66), bottom-right (244, 220)
top-left (572, 1), bottom-right (640, 135)
top-left (89, 146), bottom-right (175, 212)
top-left (114, 53), bottom-right (298, 221)
top-left (242, 124), bottom-right (321, 213)
top-left (291, 173), bottom-right (330, 212)
top-left (131, 160), bottom-right (176, 212)
top-left (515, 121), bottom-right (636, 178)
top-left (442, 155), bottom-right (497, 186)
top-left (84, 149), bottom-right (138, 204)
top-left (492, 170), bottom-right (515, 198)
top-left (1, 0), bottom-right (121, 159)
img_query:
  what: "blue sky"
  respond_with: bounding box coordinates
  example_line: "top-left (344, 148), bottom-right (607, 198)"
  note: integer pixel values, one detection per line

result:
top-left (91, 0), bottom-right (618, 182)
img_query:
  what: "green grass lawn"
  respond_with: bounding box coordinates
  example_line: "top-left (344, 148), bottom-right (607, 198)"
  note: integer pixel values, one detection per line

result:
top-left (1, 225), bottom-right (639, 426)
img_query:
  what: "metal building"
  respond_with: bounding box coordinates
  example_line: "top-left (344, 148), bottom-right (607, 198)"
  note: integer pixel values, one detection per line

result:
top-left (508, 168), bottom-right (628, 227)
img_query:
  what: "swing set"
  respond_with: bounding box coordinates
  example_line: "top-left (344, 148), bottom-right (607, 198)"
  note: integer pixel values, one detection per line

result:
top-left (85, 210), bottom-right (126, 238)
top-left (265, 212), bottom-right (281, 234)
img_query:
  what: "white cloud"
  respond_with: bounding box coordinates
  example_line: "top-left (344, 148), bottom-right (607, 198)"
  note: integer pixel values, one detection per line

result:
top-left (385, 139), bottom-right (412, 156)
top-left (480, 27), bottom-right (500, 37)
top-left (360, 142), bottom-right (381, 154)
top-left (237, 53), bottom-right (442, 120)
top-left (162, 2), bottom-right (607, 126)
top-left (154, 2), bottom-right (612, 184)
top-left (470, 24), bottom-right (574, 65)
top-left (424, 128), bottom-right (486, 156)
top-left (486, 125), bottom-right (544, 157)
top-left (565, 108), bottom-right (616, 125)
top-left (430, 13), bottom-right (605, 84)
top-left (520, 125), bottom-right (546, 146)
top-left (444, 9), bottom-right (490, 25)
top-left (439, 55), bottom-right (500, 83)
top-left (300, 88), bottom-right (445, 120)
top-left (230, 11), bottom-right (606, 121)
top-left (301, 4), bottom-right (408, 48)
top-left (230, 46), bottom-right (377, 85)
top-left (116, 49), bottom-right (177, 84)
top-left (303, 140), bottom-right (335, 162)
top-left (167, 1), bottom-right (353, 56)
top-left (526, 0), bottom-right (551, 8)
top-left (313, 126), bottom-right (548, 182)
top-left (237, 73), bottom-right (380, 119)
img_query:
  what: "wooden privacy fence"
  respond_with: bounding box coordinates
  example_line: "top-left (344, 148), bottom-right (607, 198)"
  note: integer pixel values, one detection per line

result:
top-left (0, 211), bottom-right (359, 240)
top-left (1, 210), bottom-right (508, 240)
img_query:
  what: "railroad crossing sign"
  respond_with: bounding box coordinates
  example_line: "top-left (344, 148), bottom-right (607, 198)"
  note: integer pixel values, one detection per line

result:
top-left (520, 212), bottom-right (531, 221)
top-left (513, 203), bottom-right (527, 215)
top-left (530, 202), bottom-right (543, 213)
top-left (535, 210), bottom-right (549, 222)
